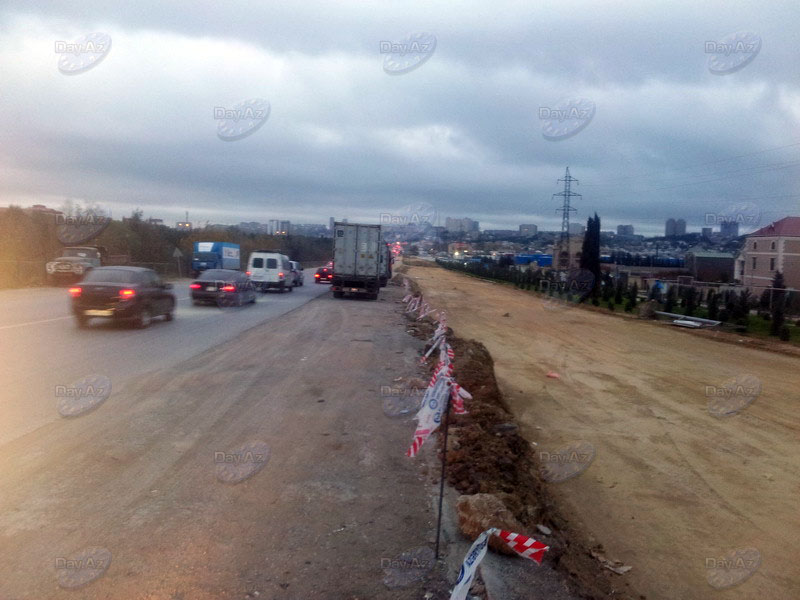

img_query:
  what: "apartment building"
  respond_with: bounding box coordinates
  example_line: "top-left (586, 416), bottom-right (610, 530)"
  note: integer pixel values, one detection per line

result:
top-left (735, 217), bottom-right (800, 289)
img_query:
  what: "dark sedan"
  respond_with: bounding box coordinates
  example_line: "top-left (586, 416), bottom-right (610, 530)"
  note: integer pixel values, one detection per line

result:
top-left (190, 269), bottom-right (257, 307)
top-left (314, 266), bottom-right (333, 283)
top-left (70, 267), bottom-right (175, 328)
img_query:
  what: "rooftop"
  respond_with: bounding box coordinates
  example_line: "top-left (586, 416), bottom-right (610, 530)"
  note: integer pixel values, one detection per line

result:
top-left (748, 216), bottom-right (800, 237)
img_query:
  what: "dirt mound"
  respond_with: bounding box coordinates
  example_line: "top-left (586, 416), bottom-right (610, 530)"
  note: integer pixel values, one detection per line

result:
top-left (404, 311), bottom-right (640, 600)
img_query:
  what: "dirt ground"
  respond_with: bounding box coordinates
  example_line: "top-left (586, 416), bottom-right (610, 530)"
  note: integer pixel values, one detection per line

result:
top-left (404, 261), bottom-right (800, 600)
top-left (0, 289), bottom-right (459, 599)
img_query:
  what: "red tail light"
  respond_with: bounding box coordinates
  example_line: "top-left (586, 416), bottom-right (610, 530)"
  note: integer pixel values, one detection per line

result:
top-left (222, 284), bottom-right (236, 292)
top-left (315, 274), bottom-right (320, 278)
top-left (278, 272), bottom-right (284, 278)
top-left (119, 289), bottom-right (136, 298)
top-left (189, 283), bottom-right (201, 289)
top-left (69, 287), bottom-right (82, 297)
top-left (246, 271), bottom-right (252, 276)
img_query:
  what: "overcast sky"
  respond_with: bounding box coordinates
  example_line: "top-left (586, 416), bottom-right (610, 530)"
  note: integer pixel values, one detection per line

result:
top-left (2, 0), bottom-right (798, 236)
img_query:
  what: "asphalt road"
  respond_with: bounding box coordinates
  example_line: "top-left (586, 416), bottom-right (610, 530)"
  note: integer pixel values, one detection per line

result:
top-left (0, 283), bottom-right (455, 600)
top-left (0, 279), bottom-right (330, 446)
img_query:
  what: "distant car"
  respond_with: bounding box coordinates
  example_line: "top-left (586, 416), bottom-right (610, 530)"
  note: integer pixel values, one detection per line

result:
top-left (189, 269), bottom-right (256, 307)
top-left (70, 266), bottom-right (175, 328)
top-left (246, 251), bottom-right (293, 292)
top-left (289, 261), bottom-right (304, 287)
top-left (314, 266), bottom-right (333, 283)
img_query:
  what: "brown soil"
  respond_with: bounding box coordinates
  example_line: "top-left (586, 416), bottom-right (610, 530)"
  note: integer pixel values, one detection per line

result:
top-left (399, 260), bottom-right (800, 600)
top-left (399, 271), bottom-right (638, 600)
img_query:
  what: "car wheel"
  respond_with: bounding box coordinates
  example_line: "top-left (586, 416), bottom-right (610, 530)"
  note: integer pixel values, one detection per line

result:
top-left (75, 315), bottom-right (89, 328)
top-left (333, 291), bottom-right (344, 298)
top-left (288, 284), bottom-right (294, 292)
top-left (164, 304), bottom-right (174, 321)
top-left (135, 307), bottom-right (152, 328)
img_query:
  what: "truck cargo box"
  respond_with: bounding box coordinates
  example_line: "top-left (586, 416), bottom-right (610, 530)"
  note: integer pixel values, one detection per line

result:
top-left (332, 222), bottom-right (382, 299)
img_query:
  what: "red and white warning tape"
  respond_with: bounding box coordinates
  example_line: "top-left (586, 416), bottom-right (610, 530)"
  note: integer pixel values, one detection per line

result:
top-left (449, 528), bottom-right (549, 600)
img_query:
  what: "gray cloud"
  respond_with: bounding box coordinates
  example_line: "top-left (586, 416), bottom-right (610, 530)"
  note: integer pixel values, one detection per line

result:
top-left (1, 0), bottom-right (799, 235)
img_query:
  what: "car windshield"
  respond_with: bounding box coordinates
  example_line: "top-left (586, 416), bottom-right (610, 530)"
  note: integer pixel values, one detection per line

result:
top-left (82, 269), bottom-right (140, 283)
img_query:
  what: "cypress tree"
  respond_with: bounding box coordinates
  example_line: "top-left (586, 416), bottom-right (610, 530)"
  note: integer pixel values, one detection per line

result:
top-left (770, 272), bottom-right (786, 336)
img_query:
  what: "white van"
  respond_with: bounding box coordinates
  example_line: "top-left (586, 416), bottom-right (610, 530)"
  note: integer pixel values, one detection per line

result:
top-left (246, 251), bottom-right (293, 292)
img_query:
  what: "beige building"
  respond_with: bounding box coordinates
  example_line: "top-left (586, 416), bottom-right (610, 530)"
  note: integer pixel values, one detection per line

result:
top-left (552, 235), bottom-right (584, 270)
top-left (735, 217), bottom-right (800, 289)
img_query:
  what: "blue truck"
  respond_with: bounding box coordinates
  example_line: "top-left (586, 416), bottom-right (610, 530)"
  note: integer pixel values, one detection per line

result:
top-left (191, 242), bottom-right (241, 277)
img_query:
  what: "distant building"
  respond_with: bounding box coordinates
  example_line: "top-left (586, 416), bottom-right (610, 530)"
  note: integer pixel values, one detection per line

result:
top-left (30, 204), bottom-right (64, 217)
top-left (238, 221), bottom-right (265, 233)
top-left (617, 224), bottom-right (634, 236)
top-left (278, 220), bottom-right (291, 235)
top-left (292, 223), bottom-right (329, 237)
top-left (701, 227), bottom-right (712, 239)
top-left (519, 224), bottom-right (538, 236)
top-left (665, 218), bottom-right (686, 237)
top-left (0, 204), bottom-right (65, 221)
top-left (147, 218), bottom-right (164, 226)
top-left (568, 223), bottom-right (585, 235)
top-left (685, 249), bottom-right (735, 282)
top-left (720, 221), bottom-right (739, 238)
top-left (445, 217), bottom-right (479, 233)
top-left (552, 235), bottom-right (584, 270)
top-left (329, 217), bottom-right (335, 230)
top-left (267, 219), bottom-right (280, 235)
top-left (735, 217), bottom-right (800, 290)
top-left (483, 229), bottom-right (517, 238)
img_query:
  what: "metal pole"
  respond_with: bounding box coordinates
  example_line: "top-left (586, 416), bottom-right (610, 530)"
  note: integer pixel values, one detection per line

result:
top-left (434, 387), bottom-right (452, 560)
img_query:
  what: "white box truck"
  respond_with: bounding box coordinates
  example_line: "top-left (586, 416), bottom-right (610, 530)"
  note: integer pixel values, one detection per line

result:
top-left (331, 222), bottom-right (383, 300)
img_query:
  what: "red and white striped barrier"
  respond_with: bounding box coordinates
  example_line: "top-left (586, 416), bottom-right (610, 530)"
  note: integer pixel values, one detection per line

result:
top-left (402, 288), bottom-right (471, 455)
top-left (449, 528), bottom-right (549, 600)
